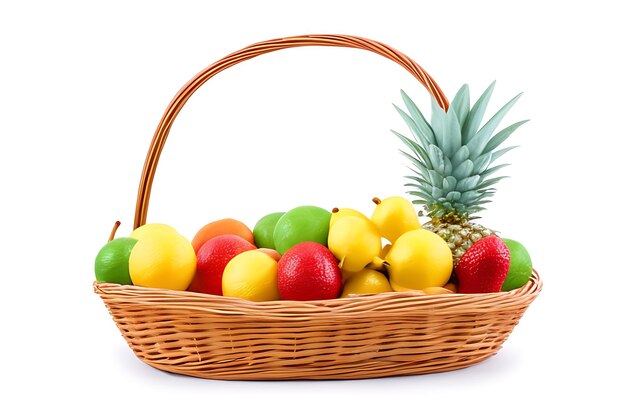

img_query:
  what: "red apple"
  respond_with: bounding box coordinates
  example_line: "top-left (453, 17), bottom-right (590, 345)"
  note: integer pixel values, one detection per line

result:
top-left (187, 234), bottom-right (255, 295)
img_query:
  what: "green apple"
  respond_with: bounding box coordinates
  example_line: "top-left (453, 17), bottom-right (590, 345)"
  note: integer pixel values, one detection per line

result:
top-left (273, 206), bottom-right (331, 254)
top-left (94, 237), bottom-right (137, 285)
top-left (253, 212), bottom-right (285, 250)
top-left (501, 238), bottom-right (533, 291)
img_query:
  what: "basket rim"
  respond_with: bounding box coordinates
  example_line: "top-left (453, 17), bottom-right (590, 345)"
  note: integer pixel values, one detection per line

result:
top-left (94, 270), bottom-right (541, 316)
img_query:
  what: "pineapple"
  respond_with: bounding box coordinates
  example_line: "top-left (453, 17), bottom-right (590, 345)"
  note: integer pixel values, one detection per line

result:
top-left (392, 82), bottom-right (527, 264)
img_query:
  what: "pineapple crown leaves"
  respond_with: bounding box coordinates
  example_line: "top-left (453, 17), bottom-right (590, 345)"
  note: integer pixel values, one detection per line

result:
top-left (393, 81), bottom-right (528, 221)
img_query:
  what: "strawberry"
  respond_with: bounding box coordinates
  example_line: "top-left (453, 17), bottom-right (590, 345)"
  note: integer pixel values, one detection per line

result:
top-left (456, 236), bottom-right (511, 293)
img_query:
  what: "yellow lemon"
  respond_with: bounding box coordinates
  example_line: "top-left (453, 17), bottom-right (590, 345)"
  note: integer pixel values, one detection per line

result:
top-left (129, 231), bottom-right (196, 290)
top-left (222, 250), bottom-right (279, 301)
top-left (371, 196), bottom-right (421, 243)
top-left (330, 207), bottom-right (369, 229)
top-left (341, 269), bottom-right (392, 297)
top-left (131, 223), bottom-right (180, 240)
top-left (328, 216), bottom-right (382, 273)
top-left (386, 229), bottom-right (452, 291)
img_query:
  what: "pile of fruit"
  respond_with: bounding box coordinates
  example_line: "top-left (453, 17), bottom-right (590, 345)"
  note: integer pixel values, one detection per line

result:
top-left (95, 197), bottom-right (532, 301)
top-left (95, 82), bottom-right (533, 301)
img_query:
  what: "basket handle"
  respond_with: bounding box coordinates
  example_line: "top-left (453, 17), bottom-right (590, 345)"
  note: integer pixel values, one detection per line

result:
top-left (133, 34), bottom-right (449, 229)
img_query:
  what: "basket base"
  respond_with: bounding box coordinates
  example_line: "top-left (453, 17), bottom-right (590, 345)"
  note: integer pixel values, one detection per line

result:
top-left (134, 349), bottom-right (500, 381)
top-left (119, 313), bottom-right (518, 380)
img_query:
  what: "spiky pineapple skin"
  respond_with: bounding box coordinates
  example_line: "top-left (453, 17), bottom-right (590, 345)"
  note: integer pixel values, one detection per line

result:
top-left (423, 221), bottom-right (496, 265)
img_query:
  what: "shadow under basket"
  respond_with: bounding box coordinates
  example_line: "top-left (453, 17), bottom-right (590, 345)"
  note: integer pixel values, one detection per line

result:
top-left (94, 272), bottom-right (541, 380)
top-left (94, 34), bottom-right (542, 380)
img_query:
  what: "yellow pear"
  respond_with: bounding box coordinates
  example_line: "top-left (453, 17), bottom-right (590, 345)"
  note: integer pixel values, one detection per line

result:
top-left (328, 216), bottom-right (381, 273)
top-left (371, 196), bottom-right (421, 243)
top-left (330, 207), bottom-right (369, 228)
top-left (380, 243), bottom-right (392, 259)
top-left (365, 243), bottom-right (392, 271)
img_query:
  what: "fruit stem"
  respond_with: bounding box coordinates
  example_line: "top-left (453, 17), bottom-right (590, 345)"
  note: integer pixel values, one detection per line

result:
top-left (372, 197), bottom-right (381, 205)
top-left (332, 208), bottom-right (339, 213)
top-left (109, 221), bottom-right (121, 242)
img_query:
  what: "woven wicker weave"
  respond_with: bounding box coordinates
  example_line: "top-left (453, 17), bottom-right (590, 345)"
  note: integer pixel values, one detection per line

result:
top-left (95, 34), bottom-right (541, 380)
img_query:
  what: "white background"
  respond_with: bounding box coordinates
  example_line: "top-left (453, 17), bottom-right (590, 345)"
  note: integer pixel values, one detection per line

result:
top-left (1, 0), bottom-right (623, 416)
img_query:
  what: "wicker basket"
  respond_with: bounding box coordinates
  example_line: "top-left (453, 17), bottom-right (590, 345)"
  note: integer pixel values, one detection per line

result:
top-left (95, 34), bottom-right (542, 380)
